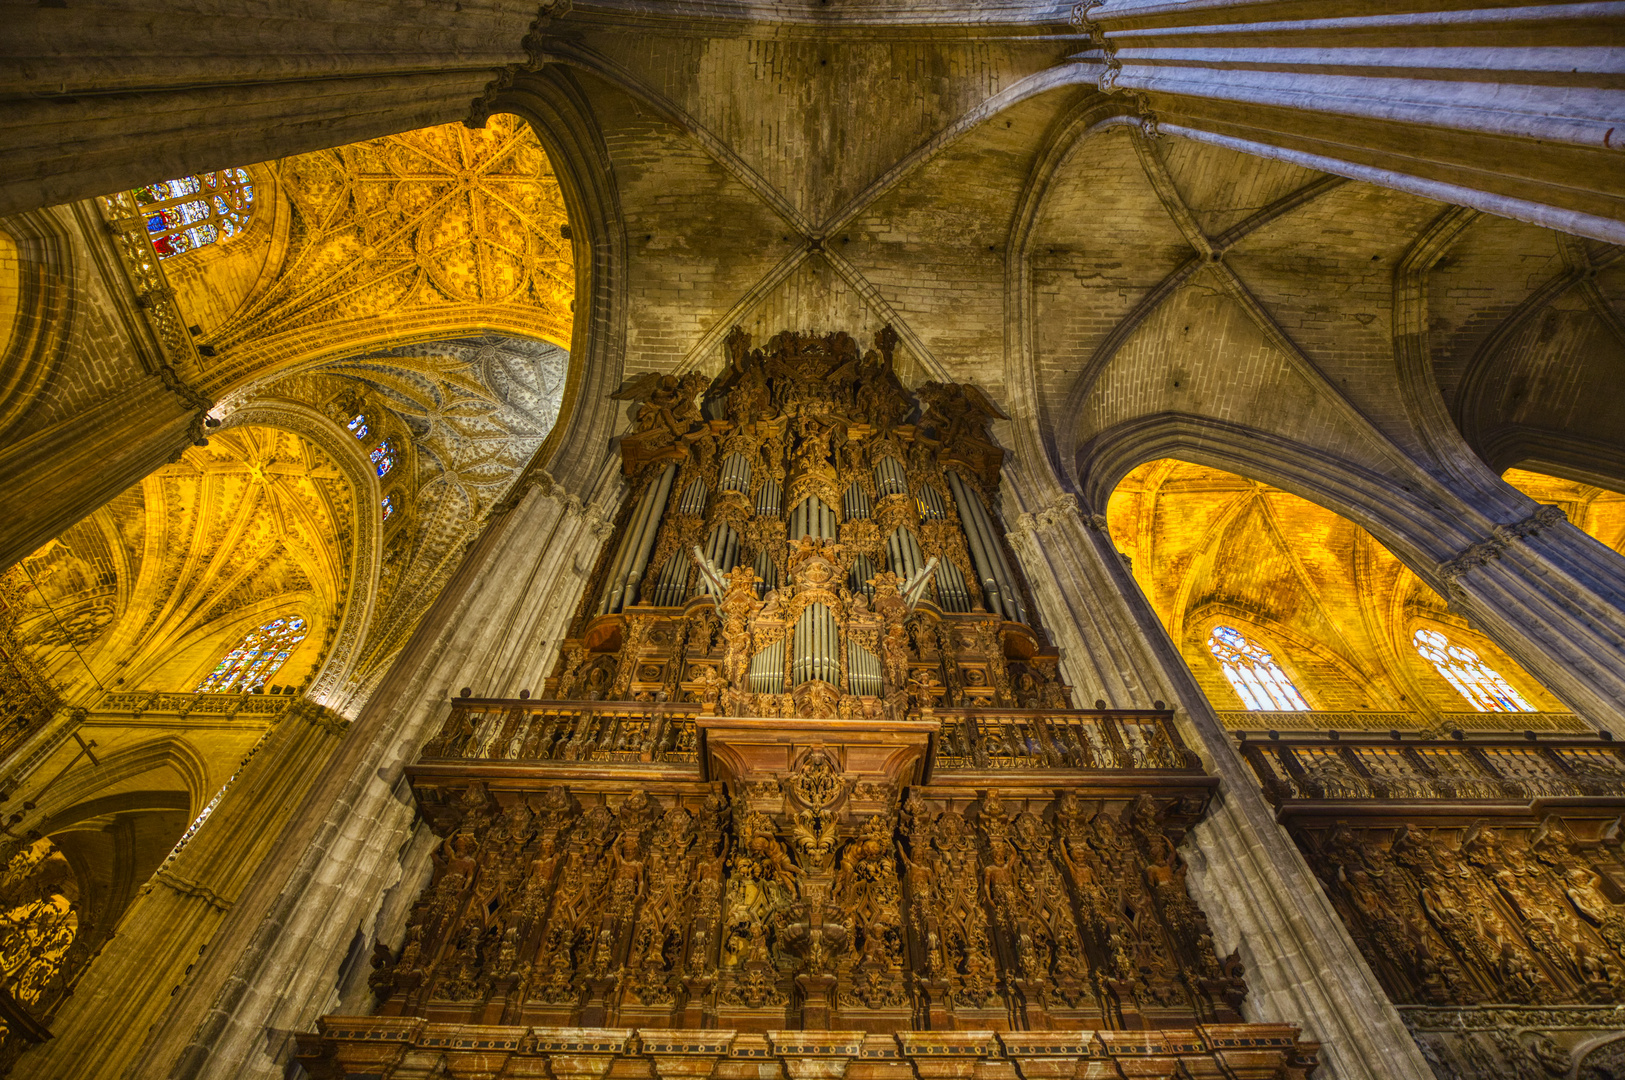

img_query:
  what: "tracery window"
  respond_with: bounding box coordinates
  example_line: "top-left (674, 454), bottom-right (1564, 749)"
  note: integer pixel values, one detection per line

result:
top-left (370, 439), bottom-right (397, 478)
top-left (195, 616), bottom-right (307, 693)
top-left (1412, 627), bottom-right (1535, 712)
top-left (381, 495), bottom-right (395, 521)
top-left (346, 413), bottom-right (369, 440)
top-left (1208, 625), bottom-right (1310, 711)
top-left (133, 169), bottom-right (255, 259)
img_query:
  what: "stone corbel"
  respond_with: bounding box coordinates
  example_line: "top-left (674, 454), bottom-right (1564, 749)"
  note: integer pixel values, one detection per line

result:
top-left (289, 700), bottom-right (350, 738)
top-left (468, 0), bottom-right (573, 129)
top-left (1438, 505), bottom-right (1568, 597)
top-left (1011, 493), bottom-right (1083, 539)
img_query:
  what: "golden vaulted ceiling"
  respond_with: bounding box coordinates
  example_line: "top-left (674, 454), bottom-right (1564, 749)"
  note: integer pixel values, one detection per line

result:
top-left (11, 427), bottom-right (348, 696)
top-left (165, 113), bottom-right (575, 392)
top-left (1105, 460), bottom-right (1618, 725)
top-left (7, 117), bottom-right (576, 709)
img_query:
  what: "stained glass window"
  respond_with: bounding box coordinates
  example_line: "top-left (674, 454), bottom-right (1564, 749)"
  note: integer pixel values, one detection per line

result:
top-left (1208, 625), bottom-right (1311, 711)
top-left (1413, 627), bottom-right (1535, 713)
top-left (346, 413), bottom-right (369, 440)
top-left (370, 439), bottom-right (397, 478)
top-left (132, 169), bottom-right (255, 260)
top-left (381, 495), bottom-right (395, 521)
top-left (195, 616), bottom-right (307, 693)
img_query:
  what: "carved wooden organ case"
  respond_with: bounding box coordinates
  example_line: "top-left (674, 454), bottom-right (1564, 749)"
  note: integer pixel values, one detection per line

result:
top-left (301, 330), bottom-right (1320, 1079)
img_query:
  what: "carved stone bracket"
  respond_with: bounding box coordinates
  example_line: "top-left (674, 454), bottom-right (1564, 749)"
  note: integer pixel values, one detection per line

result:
top-left (1438, 505), bottom-right (1568, 596)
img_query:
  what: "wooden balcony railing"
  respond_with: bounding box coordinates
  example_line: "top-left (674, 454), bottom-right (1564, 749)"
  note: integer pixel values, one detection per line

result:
top-left (420, 700), bottom-right (702, 766)
top-left (418, 698), bottom-right (1201, 774)
top-left (1239, 731), bottom-right (1625, 806)
top-left (933, 707), bottom-right (1198, 771)
top-left (1216, 709), bottom-right (1587, 736)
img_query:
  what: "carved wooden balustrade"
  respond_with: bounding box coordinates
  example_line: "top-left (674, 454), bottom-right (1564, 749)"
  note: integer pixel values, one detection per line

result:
top-left (421, 698), bottom-right (703, 767)
top-left (421, 698), bottom-right (1202, 778)
top-left (1239, 730), bottom-right (1625, 809)
top-left (1239, 728), bottom-right (1625, 1076)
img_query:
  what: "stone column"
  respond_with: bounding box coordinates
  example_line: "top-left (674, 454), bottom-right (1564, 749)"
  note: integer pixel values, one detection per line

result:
top-left (14, 700), bottom-right (349, 1080)
top-left (1004, 493), bottom-right (1433, 1080)
top-left (0, 202), bottom-right (208, 570)
top-left (132, 475), bottom-right (618, 1080)
top-left (1426, 504), bottom-right (1625, 734)
top-left (1070, 0), bottom-right (1625, 244)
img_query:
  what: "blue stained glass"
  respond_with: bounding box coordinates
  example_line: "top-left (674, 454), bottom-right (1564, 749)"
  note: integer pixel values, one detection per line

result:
top-left (346, 414), bottom-right (369, 439)
top-left (131, 171), bottom-right (254, 260)
top-left (381, 495), bottom-right (395, 521)
top-left (195, 616), bottom-right (308, 693)
top-left (370, 439), bottom-right (397, 478)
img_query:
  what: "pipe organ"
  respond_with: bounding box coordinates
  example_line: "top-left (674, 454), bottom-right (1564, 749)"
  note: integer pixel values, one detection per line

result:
top-left (551, 327), bottom-right (1064, 719)
top-left (300, 329), bottom-right (1320, 1080)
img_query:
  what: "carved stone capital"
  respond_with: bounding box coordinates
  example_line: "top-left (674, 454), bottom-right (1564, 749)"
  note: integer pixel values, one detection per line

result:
top-left (1438, 505), bottom-right (1569, 594)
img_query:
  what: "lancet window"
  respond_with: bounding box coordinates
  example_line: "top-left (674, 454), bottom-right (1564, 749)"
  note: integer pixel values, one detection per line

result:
top-left (346, 414), bottom-right (369, 440)
top-left (133, 169), bottom-right (254, 259)
top-left (1208, 625), bottom-right (1310, 711)
top-left (381, 495), bottom-right (395, 521)
top-left (195, 616), bottom-right (307, 693)
top-left (370, 439), bottom-right (397, 478)
top-left (1412, 627), bottom-right (1535, 712)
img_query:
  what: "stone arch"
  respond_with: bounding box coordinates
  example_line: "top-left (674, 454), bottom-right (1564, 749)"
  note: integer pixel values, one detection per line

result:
top-left (210, 400), bottom-right (380, 708)
top-left (490, 67), bottom-right (631, 496)
top-left (1078, 413), bottom-right (1480, 584)
top-left (1099, 439), bottom-right (1578, 722)
top-left (1391, 206), bottom-right (1625, 507)
top-left (29, 735), bottom-right (213, 836)
top-left (999, 95), bottom-right (1146, 490)
top-left (1453, 233), bottom-right (1625, 491)
top-left (0, 207), bottom-right (74, 442)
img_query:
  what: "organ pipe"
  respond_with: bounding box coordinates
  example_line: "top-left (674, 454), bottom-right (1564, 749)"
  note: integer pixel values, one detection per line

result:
top-left (935, 556), bottom-right (972, 612)
top-left (790, 496), bottom-right (837, 541)
top-left (678, 478), bottom-right (709, 515)
top-left (948, 471), bottom-right (1025, 623)
top-left (719, 451), bottom-right (753, 493)
top-left (597, 463), bottom-right (677, 615)
top-left (756, 479), bottom-right (783, 517)
top-left (847, 640), bottom-right (882, 696)
top-left (849, 553), bottom-right (876, 600)
top-left (916, 483), bottom-right (947, 519)
top-left (700, 523), bottom-right (741, 596)
top-left (753, 548), bottom-right (778, 596)
top-left (947, 470), bottom-right (1006, 619)
top-left (793, 602), bottom-right (840, 686)
top-left (843, 481), bottom-right (871, 520)
top-left (885, 526), bottom-right (926, 581)
top-left (623, 463), bottom-right (679, 608)
top-left (873, 457), bottom-right (909, 498)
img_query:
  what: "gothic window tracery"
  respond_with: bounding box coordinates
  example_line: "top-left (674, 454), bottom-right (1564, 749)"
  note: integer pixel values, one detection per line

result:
top-left (346, 414), bottom-right (369, 440)
top-left (1412, 627), bottom-right (1535, 712)
top-left (195, 616), bottom-right (308, 693)
top-left (1208, 625), bottom-right (1310, 711)
top-left (381, 495), bottom-right (395, 521)
top-left (370, 439), bottom-right (397, 478)
top-left (133, 169), bottom-right (254, 259)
